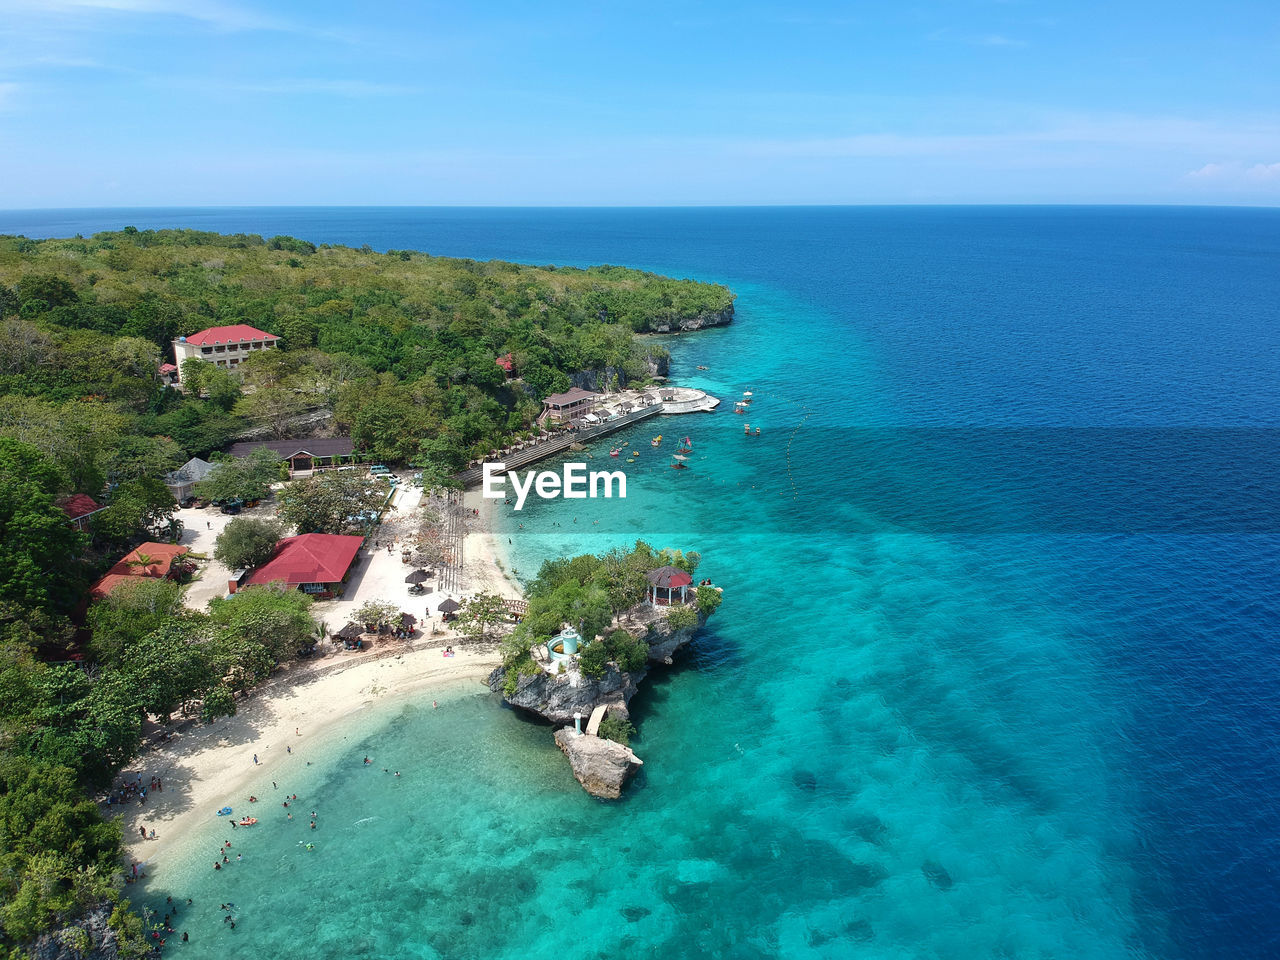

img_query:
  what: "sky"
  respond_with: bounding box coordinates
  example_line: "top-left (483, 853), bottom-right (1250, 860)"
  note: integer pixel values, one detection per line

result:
top-left (0, 0), bottom-right (1278, 206)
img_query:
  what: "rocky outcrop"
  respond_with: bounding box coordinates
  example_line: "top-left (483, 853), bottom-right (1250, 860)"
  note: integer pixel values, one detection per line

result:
top-left (554, 727), bottom-right (643, 799)
top-left (492, 660), bottom-right (640, 727)
top-left (488, 600), bottom-right (716, 798)
top-left (27, 905), bottom-right (132, 960)
top-left (650, 304), bottom-right (735, 335)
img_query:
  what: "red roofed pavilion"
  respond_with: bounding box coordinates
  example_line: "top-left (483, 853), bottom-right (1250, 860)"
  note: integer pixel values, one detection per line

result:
top-left (646, 565), bottom-right (693, 605)
top-left (241, 533), bottom-right (364, 597)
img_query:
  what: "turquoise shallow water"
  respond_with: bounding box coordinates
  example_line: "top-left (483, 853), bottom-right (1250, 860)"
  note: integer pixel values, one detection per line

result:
top-left (11, 207), bottom-right (1278, 957)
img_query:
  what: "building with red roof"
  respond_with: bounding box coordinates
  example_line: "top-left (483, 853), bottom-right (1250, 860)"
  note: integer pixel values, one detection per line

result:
top-left (91, 542), bottom-right (191, 599)
top-left (172, 324), bottom-right (280, 385)
top-left (646, 565), bottom-right (693, 605)
top-left (58, 494), bottom-right (107, 532)
top-left (239, 533), bottom-right (364, 597)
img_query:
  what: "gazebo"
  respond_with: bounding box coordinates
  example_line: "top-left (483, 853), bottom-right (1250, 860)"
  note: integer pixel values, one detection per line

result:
top-left (646, 565), bottom-right (692, 605)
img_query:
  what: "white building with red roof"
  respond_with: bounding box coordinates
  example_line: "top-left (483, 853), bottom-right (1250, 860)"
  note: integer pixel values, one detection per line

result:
top-left (172, 324), bottom-right (280, 384)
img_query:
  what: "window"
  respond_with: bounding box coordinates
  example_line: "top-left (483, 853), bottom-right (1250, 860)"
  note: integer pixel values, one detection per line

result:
top-left (201, 347), bottom-right (212, 355)
top-left (214, 345), bottom-right (225, 353)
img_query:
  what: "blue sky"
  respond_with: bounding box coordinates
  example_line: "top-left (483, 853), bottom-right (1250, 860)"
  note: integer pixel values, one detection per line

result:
top-left (0, 0), bottom-right (1278, 206)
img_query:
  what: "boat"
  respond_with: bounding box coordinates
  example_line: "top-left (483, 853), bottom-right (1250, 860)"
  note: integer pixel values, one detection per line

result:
top-left (734, 402), bottom-right (746, 414)
top-left (671, 454), bottom-right (689, 470)
top-left (677, 436), bottom-right (692, 453)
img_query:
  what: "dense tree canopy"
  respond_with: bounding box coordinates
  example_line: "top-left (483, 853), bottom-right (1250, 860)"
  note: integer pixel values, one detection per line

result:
top-left (0, 229), bottom-right (732, 477)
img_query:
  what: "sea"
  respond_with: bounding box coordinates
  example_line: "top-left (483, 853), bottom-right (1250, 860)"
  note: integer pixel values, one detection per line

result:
top-left (4, 206), bottom-right (1279, 959)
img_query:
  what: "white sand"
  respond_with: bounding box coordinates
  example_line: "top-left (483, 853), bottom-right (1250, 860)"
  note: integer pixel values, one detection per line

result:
top-left (117, 643), bottom-right (496, 869)
top-left (116, 484), bottom-right (522, 872)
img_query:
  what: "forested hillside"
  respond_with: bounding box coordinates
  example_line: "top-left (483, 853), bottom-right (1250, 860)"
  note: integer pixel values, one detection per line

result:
top-left (0, 228), bottom-right (732, 954)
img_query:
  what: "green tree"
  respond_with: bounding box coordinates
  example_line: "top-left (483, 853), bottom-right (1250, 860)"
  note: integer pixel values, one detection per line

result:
top-left (194, 447), bottom-right (280, 503)
top-left (453, 591), bottom-right (509, 643)
top-left (275, 471), bottom-right (384, 534)
top-left (85, 578), bottom-right (184, 667)
top-left (598, 714), bottom-right (635, 747)
top-left (353, 598), bottom-right (398, 629)
top-left (0, 440), bottom-right (86, 615)
top-left (91, 476), bottom-right (176, 546)
top-left (207, 586), bottom-right (316, 683)
top-left (214, 516), bottom-right (285, 569)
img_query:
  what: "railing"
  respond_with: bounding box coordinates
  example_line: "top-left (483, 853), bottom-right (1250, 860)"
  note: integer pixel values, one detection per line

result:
top-left (455, 405), bottom-right (661, 487)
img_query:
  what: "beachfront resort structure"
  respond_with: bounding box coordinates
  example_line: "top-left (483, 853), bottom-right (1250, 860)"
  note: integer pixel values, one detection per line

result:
top-left (225, 438), bottom-right (356, 475)
top-left (235, 533), bottom-right (364, 598)
top-left (172, 324), bottom-right (279, 384)
top-left (540, 387), bottom-right (599, 424)
top-left (91, 543), bottom-right (193, 599)
top-left (162, 457), bottom-right (215, 502)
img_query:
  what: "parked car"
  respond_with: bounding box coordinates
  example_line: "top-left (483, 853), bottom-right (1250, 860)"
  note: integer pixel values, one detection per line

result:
top-left (220, 498), bottom-right (243, 515)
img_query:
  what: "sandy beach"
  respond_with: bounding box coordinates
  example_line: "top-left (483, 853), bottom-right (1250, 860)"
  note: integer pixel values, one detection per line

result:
top-left (114, 487), bottom-right (522, 875)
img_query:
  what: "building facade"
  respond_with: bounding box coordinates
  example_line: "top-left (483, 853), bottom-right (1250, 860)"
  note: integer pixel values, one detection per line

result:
top-left (173, 324), bottom-right (280, 384)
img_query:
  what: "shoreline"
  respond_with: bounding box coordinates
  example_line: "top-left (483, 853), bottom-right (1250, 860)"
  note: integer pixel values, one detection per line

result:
top-left (113, 492), bottom-right (521, 877)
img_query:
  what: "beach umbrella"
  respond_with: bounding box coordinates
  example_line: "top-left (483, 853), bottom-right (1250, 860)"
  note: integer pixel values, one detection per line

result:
top-left (404, 569), bottom-right (431, 584)
top-left (335, 622), bottom-right (363, 640)
top-left (438, 597), bottom-right (462, 614)
top-left (399, 612), bottom-right (417, 628)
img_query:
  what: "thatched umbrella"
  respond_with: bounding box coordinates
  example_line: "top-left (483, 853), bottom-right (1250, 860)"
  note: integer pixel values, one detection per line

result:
top-left (437, 598), bottom-right (461, 614)
top-left (335, 622), bottom-right (363, 640)
top-left (399, 612), bottom-right (417, 629)
top-left (404, 569), bottom-right (431, 584)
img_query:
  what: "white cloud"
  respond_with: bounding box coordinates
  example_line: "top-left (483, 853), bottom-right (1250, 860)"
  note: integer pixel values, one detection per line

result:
top-left (1186, 161), bottom-right (1280, 185)
top-left (0, 0), bottom-right (293, 32)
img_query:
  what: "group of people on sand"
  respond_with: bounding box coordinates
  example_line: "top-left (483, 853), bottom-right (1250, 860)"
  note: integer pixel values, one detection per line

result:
top-left (106, 773), bottom-right (159, 806)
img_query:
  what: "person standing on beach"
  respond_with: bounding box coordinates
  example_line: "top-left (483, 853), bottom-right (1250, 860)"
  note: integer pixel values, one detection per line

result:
top-left (253, 754), bottom-right (259, 765)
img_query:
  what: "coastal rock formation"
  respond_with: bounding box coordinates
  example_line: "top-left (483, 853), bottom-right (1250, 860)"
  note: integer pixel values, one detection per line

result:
top-left (554, 727), bottom-right (643, 799)
top-left (651, 304), bottom-right (734, 334)
top-left (487, 601), bottom-right (714, 798)
top-left (27, 906), bottom-right (125, 960)
top-left (486, 604), bottom-right (706, 724)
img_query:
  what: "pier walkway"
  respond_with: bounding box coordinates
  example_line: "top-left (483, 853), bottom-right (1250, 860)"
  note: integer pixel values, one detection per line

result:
top-left (455, 405), bottom-right (660, 487)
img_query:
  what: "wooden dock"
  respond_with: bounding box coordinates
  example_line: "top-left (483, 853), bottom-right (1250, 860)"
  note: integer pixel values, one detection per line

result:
top-left (455, 405), bottom-right (660, 487)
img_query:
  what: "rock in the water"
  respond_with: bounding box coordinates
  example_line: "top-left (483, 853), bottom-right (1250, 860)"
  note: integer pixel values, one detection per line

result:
top-left (922, 859), bottom-right (954, 890)
top-left (554, 728), bottom-right (643, 799)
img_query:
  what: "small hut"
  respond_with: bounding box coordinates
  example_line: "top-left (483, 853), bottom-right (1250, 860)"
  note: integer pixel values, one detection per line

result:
top-left (646, 565), bottom-right (692, 605)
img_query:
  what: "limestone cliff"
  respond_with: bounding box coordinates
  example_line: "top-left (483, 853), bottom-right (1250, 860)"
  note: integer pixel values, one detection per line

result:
top-left (554, 728), bottom-right (643, 799)
top-left (487, 600), bottom-right (716, 798)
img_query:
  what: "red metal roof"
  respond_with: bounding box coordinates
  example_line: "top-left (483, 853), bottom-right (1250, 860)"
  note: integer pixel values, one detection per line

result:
top-left (59, 493), bottom-right (103, 521)
top-left (183, 324), bottom-right (279, 346)
top-left (646, 565), bottom-right (693, 589)
top-left (159, 362), bottom-right (178, 373)
top-left (244, 534), bottom-right (364, 587)
top-left (91, 543), bottom-right (190, 598)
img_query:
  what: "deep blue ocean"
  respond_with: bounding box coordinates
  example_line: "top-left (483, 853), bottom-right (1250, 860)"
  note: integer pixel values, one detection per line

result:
top-left (5, 207), bottom-right (1279, 959)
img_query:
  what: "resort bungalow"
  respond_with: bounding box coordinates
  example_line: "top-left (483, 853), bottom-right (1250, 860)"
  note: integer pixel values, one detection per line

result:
top-left (541, 387), bottom-right (598, 424)
top-left (91, 543), bottom-right (192, 600)
top-left (646, 565), bottom-right (693, 606)
top-left (59, 494), bottom-right (107, 532)
top-left (163, 457), bottom-right (215, 502)
top-left (225, 437), bottom-right (356, 475)
top-left (238, 533), bottom-right (364, 598)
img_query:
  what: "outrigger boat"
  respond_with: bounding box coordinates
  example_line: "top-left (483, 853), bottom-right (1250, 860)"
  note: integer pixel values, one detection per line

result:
top-left (671, 454), bottom-right (689, 470)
